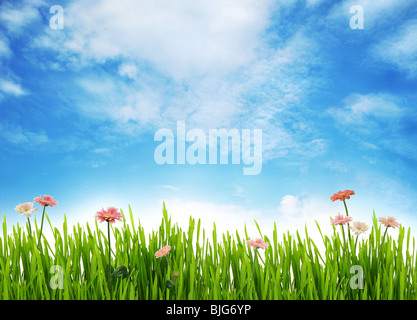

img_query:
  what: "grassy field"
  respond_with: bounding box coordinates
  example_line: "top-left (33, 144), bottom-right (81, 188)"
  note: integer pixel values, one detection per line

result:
top-left (0, 202), bottom-right (416, 300)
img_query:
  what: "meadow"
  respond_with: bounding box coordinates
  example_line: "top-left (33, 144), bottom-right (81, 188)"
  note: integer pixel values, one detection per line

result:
top-left (1, 195), bottom-right (416, 300)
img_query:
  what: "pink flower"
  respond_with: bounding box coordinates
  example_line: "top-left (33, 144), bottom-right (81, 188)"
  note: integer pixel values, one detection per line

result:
top-left (246, 238), bottom-right (269, 250)
top-left (349, 221), bottom-right (370, 236)
top-left (155, 245), bottom-right (172, 258)
top-left (34, 195), bottom-right (58, 207)
top-left (330, 214), bottom-right (353, 226)
top-left (331, 190), bottom-right (355, 202)
top-left (95, 207), bottom-right (123, 224)
top-left (378, 216), bottom-right (400, 229)
top-left (15, 202), bottom-right (38, 217)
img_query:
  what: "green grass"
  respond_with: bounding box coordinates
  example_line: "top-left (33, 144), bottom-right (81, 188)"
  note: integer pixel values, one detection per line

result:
top-left (0, 202), bottom-right (416, 300)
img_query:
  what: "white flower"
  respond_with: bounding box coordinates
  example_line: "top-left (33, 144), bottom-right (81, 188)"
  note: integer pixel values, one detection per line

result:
top-left (15, 202), bottom-right (38, 218)
top-left (349, 221), bottom-right (370, 236)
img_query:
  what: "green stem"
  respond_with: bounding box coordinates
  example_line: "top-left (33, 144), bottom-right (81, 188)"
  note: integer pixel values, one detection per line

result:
top-left (165, 255), bottom-right (171, 273)
top-left (255, 249), bottom-right (265, 265)
top-left (108, 221), bottom-right (111, 267)
top-left (37, 206), bottom-right (46, 248)
top-left (380, 226), bottom-right (389, 257)
top-left (354, 235), bottom-right (358, 257)
top-left (340, 224), bottom-right (347, 257)
top-left (165, 256), bottom-right (174, 298)
top-left (343, 200), bottom-right (351, 240)
top-left (107, 220), bottom-right (113, 295)
top-left (27, 217), bottom-right (32, 238)
top-left (249, 249), bottom-right (259, 299)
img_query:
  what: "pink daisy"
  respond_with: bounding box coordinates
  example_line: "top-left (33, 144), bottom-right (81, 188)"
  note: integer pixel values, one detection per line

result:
top-left (331, 190), bottom-right (355, 202)
top-left (155, 245), bottom-right (172, 258)
top-left (95, 206), bottom-right (123, 224)
top-left (15, 202), bottom-right (38, 218)
top-left (378, 216), bottom-right (400, 229)
top-left (34, 195), bottom-right (58, 207)
top-left (246, 238), bottom-right (269, 250)
top-left (330, 214), bottom-right (353, 226)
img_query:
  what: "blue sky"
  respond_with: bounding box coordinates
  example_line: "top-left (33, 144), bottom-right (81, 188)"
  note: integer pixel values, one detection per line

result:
top-left (1, 0), bottom-right (416, 240)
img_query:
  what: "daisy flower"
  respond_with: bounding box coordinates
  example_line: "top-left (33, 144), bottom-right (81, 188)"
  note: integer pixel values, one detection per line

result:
top-left (15, 202), bottom-right (38, 218)
top-left (246, 238), bottom-right (269, 250)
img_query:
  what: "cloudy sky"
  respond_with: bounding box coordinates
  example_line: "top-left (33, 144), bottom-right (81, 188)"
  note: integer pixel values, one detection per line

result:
top-left (1, 0), bottom-right (416, 242)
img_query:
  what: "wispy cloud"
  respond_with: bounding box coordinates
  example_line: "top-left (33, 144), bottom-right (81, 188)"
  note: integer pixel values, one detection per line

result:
top-left (93, 148), bottom-right (113, 155)
top-left (371, 19), bottom-right (417, 79)
top-left (324, 161), bottom-right (349, 173)
top-left (355, 172), bottom-right (417, 215)
top-left (329, 93), bottom-right (405, 133)
top-left (0, 78), bottom-right (27, 96)
top-left (0, 123), bottom-right (48, 147)
top-left (0, 0), bottom-right (44, 35)
top-left (91, 161), bottom-right (106, 169)
top-left (0, 34), bottom-right (12, 59)
top-left (233, 184), bottom-right (248, 198)
top-left (305, 0), bottom-right (325, 8)
top-left (329, 92), bottom-right (417, 162)
top-left (118, 63), bottom-right (138, 79)
top-left (160, 185), bottom-right (181, 192)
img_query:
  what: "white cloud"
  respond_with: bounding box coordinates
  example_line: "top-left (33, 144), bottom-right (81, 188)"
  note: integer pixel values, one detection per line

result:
top-left (91, 161), bottom-right (106, 168)
top-left (371, 19), bottom-right (417, 79)
top-left (329, 92), bottom-right (415, 159)
top-left (119, 63), bottom-right (138, 79)
top-left (160, 185), bottom-right (181, 192)
top-left (305, 0), bottom-right (324, 7)
top-left (46, 0), bottom-right (273, 80)
top-left (329, 93), bottom-right (404, 128)
top-left (233, 184), bottom-right (248, 198)
top-left (325, 161), bottom-right (349, 173)
top-left (0, 78), bottom-right (27, 96)
top-left (279, 195), bottom-right (301, 216)
top-left (381, 137), bottom-right (417, 161)
top-left (0, 34), bottom-right (12, 58)
top-left (119, 90), bottom-right (162, 124)
top-left (355, 172), bottom-right (417, 218)
top-left (236, 31), bottom-right (326, 161)
top-left (93, 148), bottom-right (112, 155)
top-left (0, 124), bottom-right (48, 146)
top-left (0, 0), bottom-right (44, 34)
top-left (277, 194), bottom-right (334, 222)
